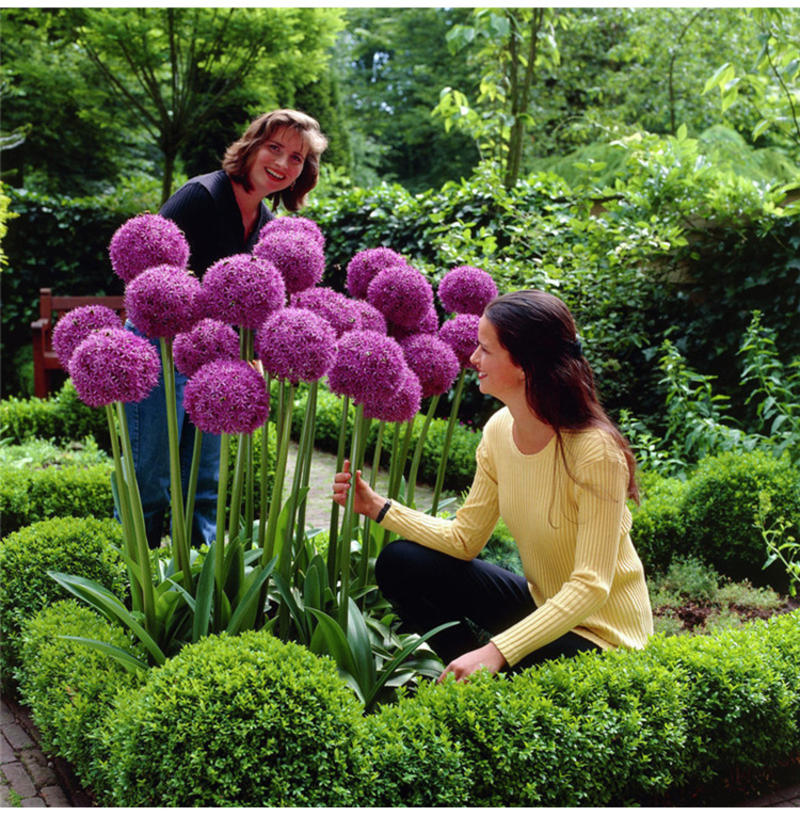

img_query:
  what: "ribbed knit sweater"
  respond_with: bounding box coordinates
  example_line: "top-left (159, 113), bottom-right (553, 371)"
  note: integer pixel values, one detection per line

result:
top-left (380, 407), bottom-right (653, 666)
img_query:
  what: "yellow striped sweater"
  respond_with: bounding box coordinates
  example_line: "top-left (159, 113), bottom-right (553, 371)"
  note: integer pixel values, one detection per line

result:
top-left (380, 407), bottom-right (653, 666)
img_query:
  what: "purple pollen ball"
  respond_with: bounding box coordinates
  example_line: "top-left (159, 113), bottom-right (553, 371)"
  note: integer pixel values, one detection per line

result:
top-left (253, 230), bottom-right (325, 295)
top-left (202, 254), bottom-right (286, 329)
top-left (256, 307), bottom-right (337, 384)
top-left (438, 265), bottom-right (498, 315)
top-left (173, 318), bottom-right (240, 377)
top-left (290, 287), bottom-right (361, 338)
top-left (52, 305), bottom-right (123, 369)
top-left (351, 300), bottom-right (387, 334)
top-left (439, 313), bottom-right (480, 369)
top-left (327, 330), bottom-right (406, 405)
top-left (69, 328), bottom-right (160, 407)
top-left (363, 366), bottom-right (422, 423)
top-left (124, 264), bottom-right (202, 339)
top-left (400, 333), bottom-right (460, 398)
top-left (388, 304), bottom-right (439, 341)
top-left (109, 213), bottom-right (189, 283)
top-left (258, 216), bottom-right (325, 249)
top-left (367, 265), bottom-right (434, 329)
top-left (184, 359), bottom-right (270, 435)
top-left (346, 247), bottom-right (408, 300)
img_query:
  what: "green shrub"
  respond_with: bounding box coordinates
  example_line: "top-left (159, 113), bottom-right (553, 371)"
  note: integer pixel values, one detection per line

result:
top-left (0, 461), bottom-right (113, 534)
top-left (104, 630), bottom-right (365, 807)
top-left (681, 450), bottom-right (800, 586)
top-left (630, 473), bottom-right (691, 573)
top-left (18, 600), bottom-right (147, 796)
top-left (0, 516), bottom-right (127, 685)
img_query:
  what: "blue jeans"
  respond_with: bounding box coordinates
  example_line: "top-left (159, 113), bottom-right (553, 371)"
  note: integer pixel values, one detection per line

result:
top-left (123, 323), bottom-right (220, 549)
top-left (375, 539), bottom-right (601, 672)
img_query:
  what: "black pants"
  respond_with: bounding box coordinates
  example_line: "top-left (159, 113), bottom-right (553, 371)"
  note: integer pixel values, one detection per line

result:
top-left (375, 539), bottom-right (600, 673)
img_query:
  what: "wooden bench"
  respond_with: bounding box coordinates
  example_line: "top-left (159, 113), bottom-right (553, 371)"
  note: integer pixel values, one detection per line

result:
top-left (31, 287), bottom-right (126, 398)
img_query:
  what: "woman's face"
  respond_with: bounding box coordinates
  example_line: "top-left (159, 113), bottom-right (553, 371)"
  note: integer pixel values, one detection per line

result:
top-left (247, 126), bottom-right (308, 197)
top-left (470, 316), bottom-right (525, 404)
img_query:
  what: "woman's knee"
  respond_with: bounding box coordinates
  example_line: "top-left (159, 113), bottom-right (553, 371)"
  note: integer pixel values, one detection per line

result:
top-left (375, 539), bottom-right (428, 598)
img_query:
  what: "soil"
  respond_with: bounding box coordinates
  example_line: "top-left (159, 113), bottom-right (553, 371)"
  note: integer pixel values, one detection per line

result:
top-left (654, 596), bottom-right (799, 632)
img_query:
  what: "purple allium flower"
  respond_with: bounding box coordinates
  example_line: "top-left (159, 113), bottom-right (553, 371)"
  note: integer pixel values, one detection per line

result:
top-left (438, 266), bottom-right (498, 315)
top-left (253, 230), bottom-right (325, 295)
top-left (367, 265), bottom-right (434, 329)
top-left (327, 330), bottom-right (406, 405)
top-left (351, 300), bottom-right (387, 334)
top-left (69, 328), bottom-right (160, 407)
top-left (256, 307), bottom-right (337, 384)
top-left (173, 318), bottom-right (240, 377)
top-left (439, 313), bottom-right (480, 369)
top-left (51, 305), bottom-right (123, 369)
top-left (125, 265), bottom-right (202, 339)
top-left (400, 333), bottom-right (460, 398)
top-left (184, 360), bottom-right (270, 435)
top-left (346, 247), bottom-right (408, 300)
top-left (258, 216), bottom-right (325, 249)
top-left (363, 366), bottom-right (422, 423)
top-left (201, 254), bottom-right (286, 329)
top-left (290, 287), bottom-right (360, 338)
top-left (388, 304), bottom-right (439, 341)
top-left (109, 214), bottom-right (189, 283)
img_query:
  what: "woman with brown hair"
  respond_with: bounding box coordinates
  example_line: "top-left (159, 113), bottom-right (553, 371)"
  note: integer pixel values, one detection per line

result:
top-left (128, 109), bottom-right (327, 550)
top-left (333, 289), bottom-right (653, 681)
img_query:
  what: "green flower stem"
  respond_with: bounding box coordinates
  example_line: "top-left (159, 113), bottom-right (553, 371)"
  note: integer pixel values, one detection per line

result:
top-left (184, 427), bottom-right (203, 548)
top-left (327, 394), bottom-right (350, 587)
top-left (293, 380), bottom-right (319, 552)
top-left (257, 375), bottom-right (272, 554)
top-left (106, 404), bottom-right (142, 612)
top-left (241, 328), bottom-right (255, 546)
top-left (228, 433), bottom-right (247, 544)
top-left (159, 338), bottom-right (191, 591)
top-left (431, 368), bottom-right (467, 515)
top-left (360, 420), bottom-right (385, 587)
top-left (376, 422), bottom-right (403, 554)
top-left (116, 402), bottom-right (157, 635)
top-left (406, 394), bottom-right (440, 507)
top-left (215, 433), bottom-right (230, 592)
top-left (262, 381), bottom-right (295, 567)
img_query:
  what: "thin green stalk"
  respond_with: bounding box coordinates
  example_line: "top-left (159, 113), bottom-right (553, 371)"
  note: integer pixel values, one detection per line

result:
top-left (159, 338), bottom-right (191, 591)
top-left (431, 368), bottom-right (467, 515)
top-left (106, 404), bottom-right (142, 612)
top-left (327, 394), bottom-right (350, 587)
top-left (257, 375), bottom-right (272, 554)
top-left (359, 419), bottom-right (385, 589)
top-left (241, 328), bottom-right (255, 546)
top-left (215, 434), bottom-right (230, 591)
top-left (184, 427), bottom-right (203, 547)
top-left (293, 381), bottom-right (319, 552)
top-left (117, 402), bottom-right (157, 634)
top-left (228, 433), bottom-right (247, 543)
top-left (406, 394), bottom-right (440, 507)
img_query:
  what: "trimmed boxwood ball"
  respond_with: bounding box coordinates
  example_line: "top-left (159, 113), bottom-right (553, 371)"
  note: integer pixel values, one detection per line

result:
top-left (104, 630), bottom-right (365, 807)
top-left (0, 516), bottom-right (127, 686)
top-left (18, 600), bottom-right (147, 798)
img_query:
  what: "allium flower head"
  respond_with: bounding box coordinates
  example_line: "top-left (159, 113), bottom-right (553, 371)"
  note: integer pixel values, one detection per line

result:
top-left (173, 319), bottom-right (240, 377)
top-left (69, 328), bottom-right (160, 407)
top-left (184, 360), bottom-right (270, 435)
top-left (290, 287), bottom-right (360, 337)
top-left (202, 254), bottom-right (286, 329)
top-left (256, 307), bottom-right (337, 384)
top-left (253, 230), bottom-right (325, 295)
top-left (52, 305), bottom-right (123, 369)
top-left (363, 367), bottom-right (422, 423)
top-left (125, 265), bottom-right (201, 339)
top-left (439, 313), bottom-right (480, 369)
top-left (346, 247), bottom-right (408, 300)
top-left (109, 213), bottom-right (189, 283)
top-left (400, 333), bottom-right (460, 398)
top-left (367, 265), bottom-right (434, 329)
top-left (327, 330), bottom-right (406, 405)
top-left (258, 216), bottom-right (325, 249)
top-left (438, 266), bottom-right (498, 315)
top-left (351, 300), bottom-right (387, 334)
top-left (388, 304), bottom-right (439, 341)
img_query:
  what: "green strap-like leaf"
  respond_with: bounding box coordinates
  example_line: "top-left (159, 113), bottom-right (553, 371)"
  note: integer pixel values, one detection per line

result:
top-left (59, 635), bottom-right (149, 674)
top-left (192, 542), bottom-right (216, 642)
top-left (227, 557), bottom-right (276, 636)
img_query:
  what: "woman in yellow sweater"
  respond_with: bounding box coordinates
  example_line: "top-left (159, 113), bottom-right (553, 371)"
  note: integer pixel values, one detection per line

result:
top-left (332, 289), bottom-right (653, 681)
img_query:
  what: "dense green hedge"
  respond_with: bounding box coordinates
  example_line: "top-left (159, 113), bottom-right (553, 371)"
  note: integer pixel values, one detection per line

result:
top-left (631, 450), bottom-right (800, 588)
top-left (16, 604), bottom-right (800, 806)
top-left (18, 601), bottom-right (146, 795)
top-left (0, 516), bottom-right (127, 685)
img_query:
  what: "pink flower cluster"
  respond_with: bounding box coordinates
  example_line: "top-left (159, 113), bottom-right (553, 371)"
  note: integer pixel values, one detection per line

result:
top-left (328, 330), bottom-right (406, 405)
top-left (367, 265), bottom-right (434, 329)
top-left (346, 247), bottom-right (407, 300)
top-left (125, 265), bottom-right (201, 339)
top-left (253, 230), bottom-right (324, 295)
top-left (439, 313), bottom-right (480, 369)
top-left (173, 319), bottom-right (240, 377)
top-left (184, 360), bottom-right (270, 435)
top-left (259, 216), bottom-right (325, 249)
top-left (256, 307), bottom-right (337, 384)
top-left (109, 214), bottom-right (189, 283)
top-left (52, 305), bottom-right (122, 369)
top-left (291, 287), bottom-right (360, 337)
top-left (201, 254), bottom-right (286, 329)
top-left (363, 367), bottom-right (421, 423)
top-left (400, 333), bottom-right (460, 398)
top-left (69, 328), bottom-right (160, 407)
top-left (438, 265), bottom-right (497, 316)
